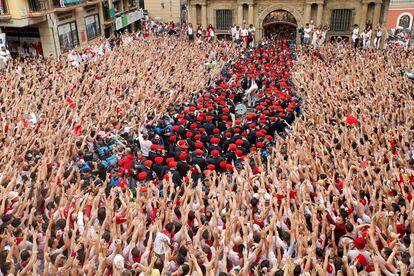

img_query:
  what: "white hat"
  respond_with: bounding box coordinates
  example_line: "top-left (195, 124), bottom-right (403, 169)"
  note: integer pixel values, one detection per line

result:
top-left (264, 193), bottom-right (270, 201)
top-left (113, 254), bottom-right (124, 270)
top-left (7, 191), bottom-right (18, 201)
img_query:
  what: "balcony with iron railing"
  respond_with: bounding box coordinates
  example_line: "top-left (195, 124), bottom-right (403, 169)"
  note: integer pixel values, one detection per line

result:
top-left (103, 6), bottom-right (115, 23)
top-left (0, 0), bottom-right (11, 20)
top-left (52, 0), bottom-right (88, 11)
top-left (28, 0), bottom-right (52, 16)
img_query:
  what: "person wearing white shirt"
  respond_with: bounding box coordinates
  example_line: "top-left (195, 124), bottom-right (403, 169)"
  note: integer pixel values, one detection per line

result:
top-left (187, 23), bottom-right (194, 41)
top-left (241, 27), bottom-right (249, 46)
top-left (374, 25), bottom-right (382, 49)
top-left (234, 26), bottom-right (241, 44)
top-left (0, 46), bottom-right (11, 66)
top-left (303, 23), bottom-right (312, 44)
top-left (312, 27), bottom-right (320, 48)
top-left (365, 27), bottom-right (372, 49)
top-left (248, 24), bottom-right (256, 47)
top-left (137, 130), bottom-right (152, 157)
top-left (352, 24), bottom-right (360, 50)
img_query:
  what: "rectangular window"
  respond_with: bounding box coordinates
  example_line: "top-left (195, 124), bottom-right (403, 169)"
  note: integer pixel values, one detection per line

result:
top-left (85, 14), bottom-right (101, 41)
top-left (330, 9), bottom-right (353, 32)
top-left (58, 21), bottom-right (79, 53)
top-left (216, 9), bottom-right (232, 31)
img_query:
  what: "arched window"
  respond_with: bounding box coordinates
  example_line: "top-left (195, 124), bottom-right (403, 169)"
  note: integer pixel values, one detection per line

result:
top-left (397, 13), bottom-right (413, 29)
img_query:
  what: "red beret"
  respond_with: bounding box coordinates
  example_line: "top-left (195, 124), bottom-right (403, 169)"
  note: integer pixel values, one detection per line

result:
top-left (207, 164), bottom-right (215, 170)
top-left (210, 137), bottom-right (220, 144)
top-left (256, 131), bottom-right (263, 137)
top-left (139, 186), bottom-right (147, 193)
top-left (235, 150), bottom-right (243, 156)
top-left (225, 132), bottom-right (232, 137)
top-left (118, 179), bottom-right (127, 188)
top-left (190, 123), bottom-right (197, 129)
top-left (228, 144), bottom-right (237, 151)
top-left (194, 134), bottom-right (201, 140)
top-left (189, 106), bottom-right (196, 111)
top-left (211, 150), bottom-right (220, 157)
top-left (354, 237), bottom-right (366, 250)
top-left (179, 152), bottom-right (187, 161)
top-left (195, 149), bottom-right (204, 155)
top-left (195, 141), bottom-right (204, 148)
top-left (235, 139), bottom-right (243, 146)
top-left (199, 127), bottom-right (205, 133)
top-left (172, 125), bottom-right (179, 132)
top-left (168, 161), bottom-right (177, 168)
top-left (186, 132), bottom-right (193, 138)
top-left (150, 144), bottom-right (158, 150)
top-left (206, 116), bottom-right (213, 122)
top-left (219, 161), bottom-right (227, 168)
top-left (138, 171), bottom-right (147, 181)
top-left (213, 128), bottom-right (220, 134)
top-left (222, 107), bottom-right (229, 113)
top-left (226, 164), bottom-right (233, 171)
top-left (166, 157), bottom-right (175, 164)
top-left (144, 160), bottom-right (153, 167)
top-left (154, 156), bottom-right (163, 164)
top-left (169, 135), bottom-right (177, 141)
top-left (256, 142), bottom-right (264, 148)
top-left (252, 167), bottom-right (261, 174)
top-left (235, 119), bottom-right (241, 125)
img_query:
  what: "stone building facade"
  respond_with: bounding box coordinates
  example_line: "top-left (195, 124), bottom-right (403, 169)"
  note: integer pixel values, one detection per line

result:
top-left (188, 0), bottom-right (390, 41)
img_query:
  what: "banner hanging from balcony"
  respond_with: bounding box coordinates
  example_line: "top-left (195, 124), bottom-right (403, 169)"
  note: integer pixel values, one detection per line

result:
top-left (64, 0), bottom-right (82, 4)
top-left (115, 10), bottom-right (144, 30)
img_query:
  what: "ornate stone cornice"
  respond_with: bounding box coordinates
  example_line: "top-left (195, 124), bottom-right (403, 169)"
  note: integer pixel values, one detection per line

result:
top-left (189, 0), bottom-right (207, 6)
top-left (361, 0), bottom-right (382, 4)
top-left (305, 0), bottom-right (325, 5)
top-left (237, 0), bottom-right (255, 5)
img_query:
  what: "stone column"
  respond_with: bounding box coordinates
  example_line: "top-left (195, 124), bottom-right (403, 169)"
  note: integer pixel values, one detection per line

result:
top-left (248, 4), bottom-right (254, 25)
top-left (359, 3), bottom-right (368, 29)
top-left (191, 4), bottom-right (197, 25)
top-left (316, 3), bottom-right (323, 26)
top-left (237, 4), bottom-right (243, 25)
top-left (201, 4), bottom-right (207, 28)
top-left (304, 3), bottom-right (311, 24)
top-left (372, 3), bottom-right (382, 28)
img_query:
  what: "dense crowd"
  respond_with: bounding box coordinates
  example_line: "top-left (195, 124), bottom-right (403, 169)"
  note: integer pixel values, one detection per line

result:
top-left (0, 22), bottom-right (413, 276)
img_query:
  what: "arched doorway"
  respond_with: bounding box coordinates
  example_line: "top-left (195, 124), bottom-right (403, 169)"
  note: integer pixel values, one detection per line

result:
top-left (263, 10), bottom-right (297, 40)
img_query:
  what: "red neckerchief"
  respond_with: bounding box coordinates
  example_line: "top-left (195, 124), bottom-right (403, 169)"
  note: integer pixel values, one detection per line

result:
top-left (21, 260), bottom-right (29, 268)
top-left (188, 219), bottom-right (194, 228)
top-left (132, 254), bottom-right (141, 263)
top-left (366, 264), bottom-right (375, 272)
top-left (15, 236), bottom-right (23, 245)
top-left (205, 239), bottom-right (214, 247)
top-left (233, 245), bottom-right (242, 259)
top-left (162, 229), bottom-right (174, 239)
top-left (254, 220), bottom-right (264, 228)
